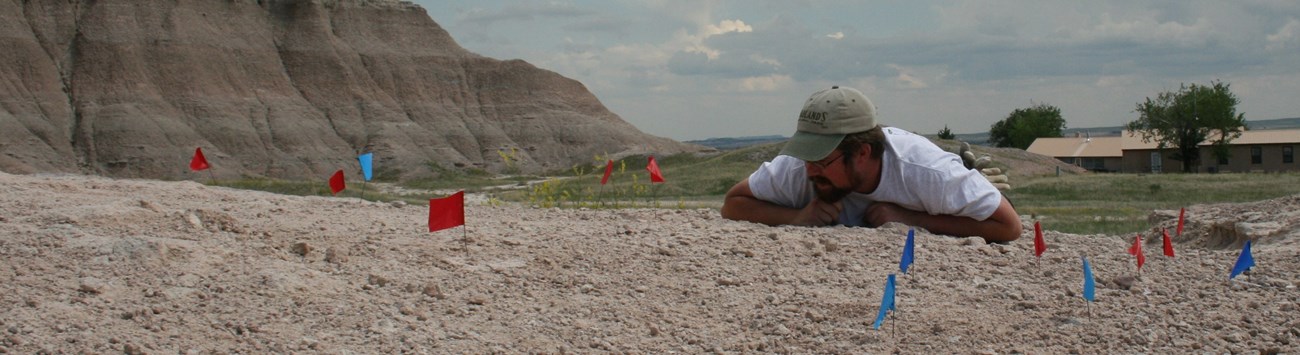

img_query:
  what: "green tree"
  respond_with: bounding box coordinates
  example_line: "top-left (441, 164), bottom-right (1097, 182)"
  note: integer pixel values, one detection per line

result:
top-left (936, 125), bottom-right (956, 140)
top-left (1126, 81), bottom-right (1246, 173)
top-left (988, 103), bottom-right (1066, 149)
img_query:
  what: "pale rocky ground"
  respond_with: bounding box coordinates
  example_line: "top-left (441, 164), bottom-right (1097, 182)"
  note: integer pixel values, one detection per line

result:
top-left (2, 171), bottom-right (1297, 353)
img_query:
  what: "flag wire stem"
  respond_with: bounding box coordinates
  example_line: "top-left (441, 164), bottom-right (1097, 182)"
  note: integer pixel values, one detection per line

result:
top-left (652, 184), bottom-right (659, 218)
top-left (1231, 279), bottom-right (1262, 287)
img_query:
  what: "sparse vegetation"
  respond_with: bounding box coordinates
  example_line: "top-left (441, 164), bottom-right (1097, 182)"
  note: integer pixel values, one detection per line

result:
top-left (401, 161), bottom-right (534, 192)
top-left (989, 102), bottom-right (1066, 149)
top-left (208, 141), bottom-right (1300, 237)
top-left (1009, 172), bottom-right (1300, 235)
top-left (496, 143), bottom-right (782, 209)
top-left (1127, 81), bottom-right (1247, 173)
top-left (937, 125), bottom-right (956, 140)
top-left (208, 177), bottom-right (429, 205)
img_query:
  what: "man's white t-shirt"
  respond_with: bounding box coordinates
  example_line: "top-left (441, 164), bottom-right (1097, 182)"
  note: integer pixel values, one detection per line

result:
top-left (747, 127), bottom-right (1002, 227)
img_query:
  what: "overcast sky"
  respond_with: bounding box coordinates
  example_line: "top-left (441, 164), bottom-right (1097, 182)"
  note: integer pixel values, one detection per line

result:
top-left (414, 1), bottom-right (1300, 141)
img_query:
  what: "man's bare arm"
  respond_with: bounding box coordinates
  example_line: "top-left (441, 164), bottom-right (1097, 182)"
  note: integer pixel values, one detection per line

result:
top-left (720, 179), bottom-right (842, 226)
top-left (863, 196), bottom-right (1022, 242)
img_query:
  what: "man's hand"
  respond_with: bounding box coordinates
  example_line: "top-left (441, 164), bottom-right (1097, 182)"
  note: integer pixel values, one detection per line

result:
top-left (958, 141), bottom-right (1011, 190)
top-left (791, 199), bottom-right (843, 226)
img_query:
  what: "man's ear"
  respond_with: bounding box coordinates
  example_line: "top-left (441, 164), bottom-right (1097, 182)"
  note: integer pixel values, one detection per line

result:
top-left (856, 144), bottom-right (871, 160)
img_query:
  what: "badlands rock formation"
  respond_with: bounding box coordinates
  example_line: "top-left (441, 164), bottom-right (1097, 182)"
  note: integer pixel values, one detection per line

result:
top-left (0, 0), bottom-right (701, 179)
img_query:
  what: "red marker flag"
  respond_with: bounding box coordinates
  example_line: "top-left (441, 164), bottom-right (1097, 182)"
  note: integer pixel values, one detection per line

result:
top-left (1176, 207), bottom-right (1185, 236)
top-left (1162, 228), bottom-right (1175, 258)
top-left (1128, 234), bottom-right (1145, 271)
top-left (428, 191), bottom-right (465, 233)
top-left (328, 170), bottom-right (345, 195)
top-left (1033, 221), bottom-right (1046, 258)
top-left (646, 156), bottom-right (665, 183)
top-left (189, 147), bottom-right (210, 171)
top-left (601, 159), bottom-right (614, 185)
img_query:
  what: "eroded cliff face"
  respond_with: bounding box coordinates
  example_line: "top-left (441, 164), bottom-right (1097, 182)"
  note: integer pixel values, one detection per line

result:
top-left (0, 0), bottom-right (701, 179)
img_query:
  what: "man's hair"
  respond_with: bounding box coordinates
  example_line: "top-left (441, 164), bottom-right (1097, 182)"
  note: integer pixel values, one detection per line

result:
top-left (839, 126), bottom-right (885, 159)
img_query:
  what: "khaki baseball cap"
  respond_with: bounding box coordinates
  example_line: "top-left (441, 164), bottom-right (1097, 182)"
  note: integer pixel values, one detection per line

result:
top-left (779, 86), bottom-right (878, 161)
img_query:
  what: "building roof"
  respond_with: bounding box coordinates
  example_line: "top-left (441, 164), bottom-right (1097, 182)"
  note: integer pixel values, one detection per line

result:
top-left (1201, 129), bottom-right (1300, 146)
top-left (1027, 128), bottom-right (1298, 158)
top-left (1026, 132), bottom-right (1156, 157)
top-left (1118, 133), bottom-right (1165, 151)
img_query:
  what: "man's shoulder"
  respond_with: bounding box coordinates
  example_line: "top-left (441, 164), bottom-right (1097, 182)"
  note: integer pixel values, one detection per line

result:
top-left (771, 154), bottom-right (802, 163)
top-left (751, 155), bottom-right (806, 178)
top-left (761, 154), bottom-right (805, 171)
top-left (748, 155), bottom-right (812, 208)
top-left (882, 128), bottom-right (947, 159)
top-left (882, 126), bottom-right (925, 142)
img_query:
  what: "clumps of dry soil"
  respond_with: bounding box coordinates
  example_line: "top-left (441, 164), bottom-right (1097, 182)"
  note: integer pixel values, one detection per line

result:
top-left (1, 171), bottom-right (1297, 353)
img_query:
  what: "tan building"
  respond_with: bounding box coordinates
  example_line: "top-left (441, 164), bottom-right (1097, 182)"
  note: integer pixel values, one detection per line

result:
top-left (1199, 129), bottom-right (1300, 173)
top-left (1025, 134), bottom-right (1126, 172)
top-left (1027, 129), bottom-right (1300, 173)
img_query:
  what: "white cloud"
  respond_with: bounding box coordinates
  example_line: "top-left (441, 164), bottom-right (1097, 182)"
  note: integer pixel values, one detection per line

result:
top-left (687, 19), bottom-right (753, 60)
top-left (934, 2), bottom-right (1226, 47)
top-left (705, 19), bottom-right (753, 36)
top-left (884, 64), bottom-right (954, 90)
top-left (1089, 14), bottom-right (1211, 46)
top-left (888, 64), bottom-right (928, 89)
top-left (895, 72), bottom-right (927, 89)
top-left (606, 43), bottom-right (673, 67)
top-left (732, 75), bottom-right (793, 92)
top-left (641, 0), bottom-right (722, 29)
top-left (749, 54), bottom-right (782, 67)
top-left (1266, 18), bottom-right (1300, 51)
top-left (457, 2), bottom-right (591, 26)
top-left (421, 1), bottom-right (1300, 140)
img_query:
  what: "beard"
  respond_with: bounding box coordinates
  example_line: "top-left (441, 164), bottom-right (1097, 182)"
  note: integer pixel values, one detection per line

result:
top-left (810, 176), bottom-right (853, 203)
top-left (809, 150), bottom-right (860, 203)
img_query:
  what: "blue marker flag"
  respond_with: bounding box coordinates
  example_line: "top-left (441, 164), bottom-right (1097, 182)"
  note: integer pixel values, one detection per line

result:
top-left (900, 229), bottom-right (915, 274)
top-left (1082, 256), bottom-right (1095, 302)
top-left (872, 274), bottom-right (897, 330)
top-left (1230, 240), bottom-right (1255, 279)
top-left (357, 153), bottom-right (374, 181)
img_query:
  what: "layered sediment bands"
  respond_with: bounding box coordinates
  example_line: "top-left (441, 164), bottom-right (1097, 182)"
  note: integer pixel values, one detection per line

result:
top-left (0, 0), bottom-right (701, 179)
